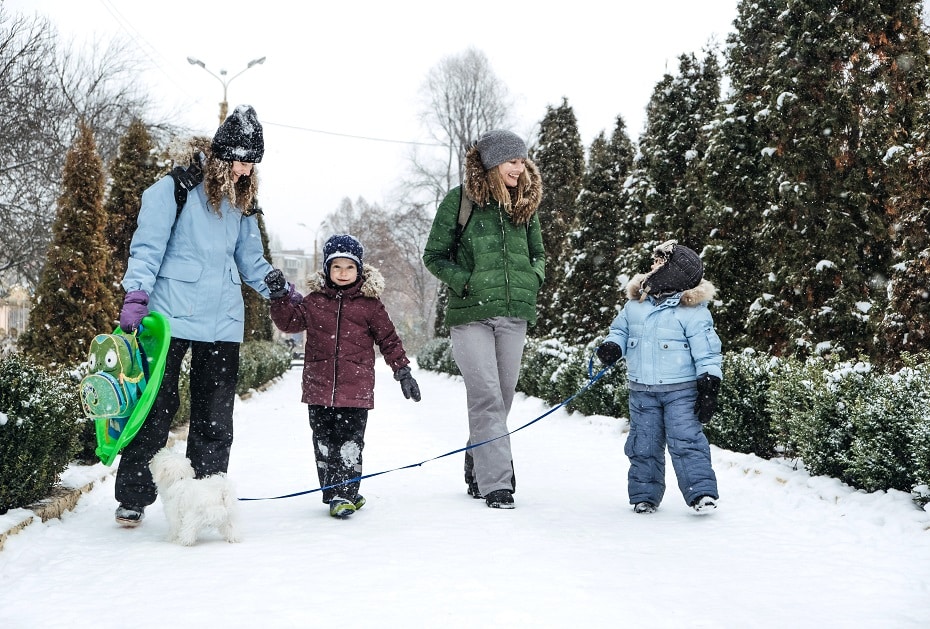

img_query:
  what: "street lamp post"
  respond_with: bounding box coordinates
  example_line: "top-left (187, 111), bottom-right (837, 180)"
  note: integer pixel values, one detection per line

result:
top-left (186, 56), bottom-right (266, 126)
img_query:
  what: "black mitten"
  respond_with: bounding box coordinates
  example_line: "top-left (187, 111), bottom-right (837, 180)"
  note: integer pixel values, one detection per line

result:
top-left (394, 366), bottom-right (421, 402)
top-left (264, 269), bottom-right (288, 299)
top-left (596, 341), bottom-right (623, 366)
top-left (694, 373), bottom-right (722, 423)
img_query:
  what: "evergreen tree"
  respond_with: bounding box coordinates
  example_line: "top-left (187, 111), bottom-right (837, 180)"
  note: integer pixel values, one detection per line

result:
top-left (243, 204), bottom-right (274, 342)
top-left (530, 98), bottom-right (585, 336)
top-left (103, 119), bottom-right (159, 322)
top-left (626, 51), bottom-right (722, 255)
top-left (748, 0), bottom-right (929, 359)
top-left (701, 0), bottom-right (787, 347)
top-left (553, 117), bottom-right (635, 347)
top-left (19, 121), bottom-right (117, 368)
top-left (878, 3), bottom-right (930, 365)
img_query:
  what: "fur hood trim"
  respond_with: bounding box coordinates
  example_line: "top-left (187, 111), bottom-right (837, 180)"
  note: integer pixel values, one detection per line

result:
top-left (166, 135), bottom-right (213, 168)
top-left (463, 145), bottom-right (542, 225)
top-left (306, 264), bottom-right (385, 298)
top-left (626, 273), bottom-right (716, 306)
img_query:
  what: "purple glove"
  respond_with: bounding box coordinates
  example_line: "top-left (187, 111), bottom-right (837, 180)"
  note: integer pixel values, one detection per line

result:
top-left (120, 290), bottom-right (149, 332)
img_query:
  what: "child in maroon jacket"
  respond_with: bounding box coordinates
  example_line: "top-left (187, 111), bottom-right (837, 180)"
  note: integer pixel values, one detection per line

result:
top-left (265, 234), bottom-right (420, 518)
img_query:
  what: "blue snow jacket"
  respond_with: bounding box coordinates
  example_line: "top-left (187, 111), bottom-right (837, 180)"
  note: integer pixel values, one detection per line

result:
top-left (122, 175), bottom-right (273, 343)
top-left (604, 273), bottom-right (722, 386)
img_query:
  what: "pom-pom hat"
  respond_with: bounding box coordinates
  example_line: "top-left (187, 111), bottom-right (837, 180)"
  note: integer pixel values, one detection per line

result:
top-left (211, 104), bottom-right (264, 163)
top-left (322, 234), bottom-right (364, 276)
top-left (476, 129), bottom-right (528, 170)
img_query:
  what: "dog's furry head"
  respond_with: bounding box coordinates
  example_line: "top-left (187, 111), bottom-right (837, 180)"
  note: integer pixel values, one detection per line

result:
top-left (149, 448), bottom-right (196, 488)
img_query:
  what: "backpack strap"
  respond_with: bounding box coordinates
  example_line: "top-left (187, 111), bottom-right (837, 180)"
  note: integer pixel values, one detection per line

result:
top-left (168, 156), bottom-right (204, 220)
top-left (449, 187), bottom-right (473, 261)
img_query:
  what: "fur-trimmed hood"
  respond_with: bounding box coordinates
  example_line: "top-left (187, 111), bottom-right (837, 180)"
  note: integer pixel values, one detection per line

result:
top-left (463, 145), bottom-right (543, 225)
top-left (626, 273), bottom-right (716, 306)
top-left (166, 135), bottom-right (213, 167)
top-left (305, 265), bottom-right (385, 298)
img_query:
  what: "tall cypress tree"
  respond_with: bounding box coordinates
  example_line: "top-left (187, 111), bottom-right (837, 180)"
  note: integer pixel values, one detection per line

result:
top-left (627, 51), bottom-right (722, 254)
top-left (701, 0), bottom-right (786, 347)
top-left (19, 121), bottom-right (117, 368)
top-left (876, 2), bottom-right (930, 365)
top-left (530, 98), bottom-right (585, 336)
top-left (243, 208), bottom-right (274, 341)
top-left (104, 119), bottom-right (159, 323)
top-left (554, 117), bottom-right (635, 347)
top-left (748, 0), bottom-right (928, 359)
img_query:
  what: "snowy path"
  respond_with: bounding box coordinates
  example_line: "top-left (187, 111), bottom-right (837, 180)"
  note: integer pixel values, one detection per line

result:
top-left (1, 363), bottom-right (929, 628)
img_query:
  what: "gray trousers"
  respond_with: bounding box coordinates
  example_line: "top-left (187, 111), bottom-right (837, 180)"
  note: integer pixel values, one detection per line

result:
top-left (451, 317), bottom-right (527, 495)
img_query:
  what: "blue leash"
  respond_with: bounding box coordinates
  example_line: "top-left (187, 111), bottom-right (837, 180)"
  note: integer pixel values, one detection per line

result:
top-left (239, 358), bottom-right (614, 501)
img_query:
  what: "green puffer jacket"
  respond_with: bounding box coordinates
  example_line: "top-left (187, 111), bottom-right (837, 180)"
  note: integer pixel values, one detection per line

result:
top-left (423, 149), bottom-right (545, 328)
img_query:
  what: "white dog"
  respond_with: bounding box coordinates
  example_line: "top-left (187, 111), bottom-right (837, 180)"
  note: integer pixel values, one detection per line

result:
top-left (148, 448), bottom-right (241, 546)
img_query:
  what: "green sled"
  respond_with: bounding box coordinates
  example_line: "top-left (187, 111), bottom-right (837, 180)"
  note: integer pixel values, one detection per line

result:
top-left (93, 312), bottom-right (171, 466)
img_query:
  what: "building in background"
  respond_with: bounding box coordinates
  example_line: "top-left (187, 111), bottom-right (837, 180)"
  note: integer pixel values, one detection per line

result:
top-left (269, 247), bottom-right (316, 355)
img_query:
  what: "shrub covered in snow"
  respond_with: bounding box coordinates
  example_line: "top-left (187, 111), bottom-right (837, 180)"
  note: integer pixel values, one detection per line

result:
top-left (415, 338), bottom-right (460, 376)
top-left (705, 349), bottom-right (778, 458)
top-left (237, 341), bottom-right (292, 396)
top-left (0, 353), bottom-right (83, 513)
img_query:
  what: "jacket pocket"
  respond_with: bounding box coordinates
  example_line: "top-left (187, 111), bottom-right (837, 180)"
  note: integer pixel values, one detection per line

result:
top-left (156, 261), bottom-right (203, 318)
top-left (227, 267), bottom-right (244, 321)
top-left (657, 339), bottom-right (694, 378)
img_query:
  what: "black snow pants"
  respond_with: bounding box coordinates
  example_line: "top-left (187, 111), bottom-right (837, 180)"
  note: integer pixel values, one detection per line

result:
top-left (308, 405), bottom-right (368, 503)
top-left (115, 338), bottom-right (240, 507)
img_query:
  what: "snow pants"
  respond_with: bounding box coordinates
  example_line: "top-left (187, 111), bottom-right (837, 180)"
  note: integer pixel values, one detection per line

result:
top-left (308, 405), bottom-right (368, 503)
top-left (625, 386), bottom-right (718, 507)
top-left (451, 316), bottom-right (526, 496)
top-left (116, 338), bottom-right (240, 507)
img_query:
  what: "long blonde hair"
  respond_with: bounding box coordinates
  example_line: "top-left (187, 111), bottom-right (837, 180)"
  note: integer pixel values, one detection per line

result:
top-left (487, 167), bottom-right (531, 218)
top-left (204, 157), bottom-right (258, 214)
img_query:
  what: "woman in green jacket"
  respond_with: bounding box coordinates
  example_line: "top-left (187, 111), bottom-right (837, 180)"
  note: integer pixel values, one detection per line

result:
top-left (423, 129), bottom-right (544, 509)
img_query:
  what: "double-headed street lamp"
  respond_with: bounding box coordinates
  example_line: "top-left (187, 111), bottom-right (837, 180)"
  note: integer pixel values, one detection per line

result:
top-left (186, 56), bottom-right (266, 126)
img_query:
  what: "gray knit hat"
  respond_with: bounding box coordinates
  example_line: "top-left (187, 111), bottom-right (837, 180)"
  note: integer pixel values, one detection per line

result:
top-left (476, 130), bottom-right (528, 170)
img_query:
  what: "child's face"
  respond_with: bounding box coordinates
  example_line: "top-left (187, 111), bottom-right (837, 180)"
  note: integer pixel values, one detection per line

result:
top-left (329, 258), bottom-right (358, 286)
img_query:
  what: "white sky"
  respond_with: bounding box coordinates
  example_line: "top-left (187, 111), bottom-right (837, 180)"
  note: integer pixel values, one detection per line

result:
top-left (2, 362), bottom-right (929, 627)
top-left (5, 0), bottom-right (741, 249)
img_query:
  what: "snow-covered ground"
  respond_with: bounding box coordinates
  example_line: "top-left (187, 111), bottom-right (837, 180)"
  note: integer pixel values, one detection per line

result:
top-left (1, 362), bottom-right (929, 628)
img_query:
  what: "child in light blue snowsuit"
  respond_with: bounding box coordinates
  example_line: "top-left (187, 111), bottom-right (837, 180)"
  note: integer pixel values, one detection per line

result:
top-left (596, 240), bottom-right (722, 514)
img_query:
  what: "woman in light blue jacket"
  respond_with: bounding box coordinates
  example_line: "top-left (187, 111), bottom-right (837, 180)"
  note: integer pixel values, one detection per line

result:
top-left (113, 105), bottom-right (274, 527)
top-left (597, 241), bottom-right (722, 515)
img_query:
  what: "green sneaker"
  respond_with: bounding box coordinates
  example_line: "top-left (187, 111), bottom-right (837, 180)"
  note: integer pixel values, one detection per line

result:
top-left (329, 498), bottom-right (356, 518)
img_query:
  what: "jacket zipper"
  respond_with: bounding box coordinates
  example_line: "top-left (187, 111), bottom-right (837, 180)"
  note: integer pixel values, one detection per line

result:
top-left (499, 210), bottom-right (512, 309)
top-left (330, 292), bottom-right (344, 406)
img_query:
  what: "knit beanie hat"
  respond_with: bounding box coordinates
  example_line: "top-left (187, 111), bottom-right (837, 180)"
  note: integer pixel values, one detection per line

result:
top-left (642, 240), bottom-right (704, 296)
top-left (322, 234), bottom-right (364, 276)
top-left (476, 129), bottom-right (528, 170)
top-left (211, 104), bottom-right (264, 163)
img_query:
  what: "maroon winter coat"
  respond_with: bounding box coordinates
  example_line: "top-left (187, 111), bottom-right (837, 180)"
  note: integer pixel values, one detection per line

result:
top-left (270, 266), bottom-right (410, 409)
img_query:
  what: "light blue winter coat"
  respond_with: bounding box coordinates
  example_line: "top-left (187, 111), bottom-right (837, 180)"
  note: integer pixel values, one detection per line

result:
top-left (604, 273), bottom-right (722, 386)
top-left (122, 175), bottom-right (273, 343)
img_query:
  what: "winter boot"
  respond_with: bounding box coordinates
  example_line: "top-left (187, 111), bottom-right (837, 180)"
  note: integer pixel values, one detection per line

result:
top-left (329, 497), bottom-right (356, 518)
top-left (485, 489), bottom-right (515, 509)
top-left (691, 496), bottom-right (717, 514)
top-left (115, 504), bottom-right (145, 527)
top-left (353, 495), bottom-right (366, 511)
top-left (633, 502), bottom-right (657, 514)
